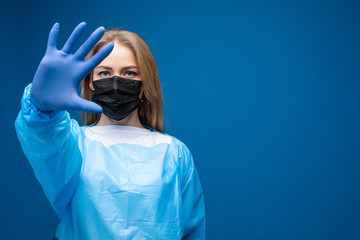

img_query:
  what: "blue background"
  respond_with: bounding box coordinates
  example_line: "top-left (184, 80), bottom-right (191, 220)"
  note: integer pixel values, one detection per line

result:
top-left (1, 0), bottom-right (360, 239)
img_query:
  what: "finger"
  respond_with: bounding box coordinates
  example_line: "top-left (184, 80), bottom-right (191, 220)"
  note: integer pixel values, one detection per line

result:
top-left (61, 22), bottom-right (87, 54)
top-left (47, 22), bottom-right (60, 50)
top-left (69, 96), bottom-right (103, 114)
top-left (81, 42), bottom-right (114, 78)
top-left (74, 26), bottom-right (106, 60)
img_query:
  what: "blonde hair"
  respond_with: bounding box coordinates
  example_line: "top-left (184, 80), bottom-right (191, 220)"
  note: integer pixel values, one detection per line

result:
top-left (80, 28), bottom-right (165, 132)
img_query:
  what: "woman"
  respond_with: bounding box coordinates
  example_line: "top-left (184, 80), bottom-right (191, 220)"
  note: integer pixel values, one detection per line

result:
top-left (14, 22), bottom-right (205, 240)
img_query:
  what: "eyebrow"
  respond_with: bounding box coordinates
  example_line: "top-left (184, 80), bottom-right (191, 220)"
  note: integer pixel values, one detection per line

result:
top-left (96, 65), bottom-right (139, 70)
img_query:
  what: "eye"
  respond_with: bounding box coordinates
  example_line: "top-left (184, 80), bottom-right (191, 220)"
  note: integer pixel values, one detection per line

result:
top-left (125, 71), bottom-right (137, 77)
top-left (98, 71), bottom-right (110, 77)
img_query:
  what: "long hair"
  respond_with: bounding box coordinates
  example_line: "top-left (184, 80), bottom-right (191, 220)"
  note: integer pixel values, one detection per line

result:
top-left (80, 28), bottom-right (165, 132)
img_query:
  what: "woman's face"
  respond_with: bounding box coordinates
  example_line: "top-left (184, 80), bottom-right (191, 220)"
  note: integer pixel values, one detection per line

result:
top-left (90, 42), bottom-right (143, 97)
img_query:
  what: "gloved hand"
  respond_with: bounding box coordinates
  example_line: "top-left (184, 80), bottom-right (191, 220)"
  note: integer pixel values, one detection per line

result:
top-left (30, 22), bottom-right (114, 113)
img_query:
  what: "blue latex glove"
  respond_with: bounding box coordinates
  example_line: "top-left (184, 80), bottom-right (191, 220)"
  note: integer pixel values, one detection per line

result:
top-left (30, 22), bottom-right (114, 113)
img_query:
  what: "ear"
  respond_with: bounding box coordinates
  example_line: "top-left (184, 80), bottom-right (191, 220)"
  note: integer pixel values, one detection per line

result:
top-left (89, 72), bottom-right (95, 91)
top-left (89, 82), bottom-right (94, 91)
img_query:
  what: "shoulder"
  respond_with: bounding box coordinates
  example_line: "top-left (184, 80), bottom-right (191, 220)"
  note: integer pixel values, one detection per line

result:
top-left (160, 131), bottom-right (193, 163)
top-left (143, 124), bottom-right (192, 156)
top-left (162, 133), bottom-right (196, 187)
top-left (143, 125), bottom-right (190, 151)
top-left (169, 134), bottom-right (191, 155)
top-left (147, 126), bottom-right (190, 151)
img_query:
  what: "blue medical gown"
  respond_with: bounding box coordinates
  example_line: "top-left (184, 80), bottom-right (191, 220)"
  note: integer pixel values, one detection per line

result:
top-left (14, 83), bottom-right (206, 239)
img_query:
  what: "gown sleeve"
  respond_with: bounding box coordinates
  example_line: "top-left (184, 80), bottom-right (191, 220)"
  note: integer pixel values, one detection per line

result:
top-left (179, 143), bottom-right (206, 239)
top-left (14, 83), bottom-right (83, 219)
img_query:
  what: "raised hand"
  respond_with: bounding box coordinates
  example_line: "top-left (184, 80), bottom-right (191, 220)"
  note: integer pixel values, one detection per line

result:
top-left (30, 22), bottom-right (114, 113)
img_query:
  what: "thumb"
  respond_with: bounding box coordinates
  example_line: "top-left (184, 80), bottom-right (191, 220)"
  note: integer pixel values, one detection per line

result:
top-left (70, 96), bottom-right (103, 114)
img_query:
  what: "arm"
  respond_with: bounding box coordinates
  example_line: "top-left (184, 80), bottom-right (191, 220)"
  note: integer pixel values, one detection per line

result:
top-left (180, 144), bottom-right (206, 240)
top-left (13, 22), bottom-right (113, 218)
top-left (14, 83), bottom-right (82, 219)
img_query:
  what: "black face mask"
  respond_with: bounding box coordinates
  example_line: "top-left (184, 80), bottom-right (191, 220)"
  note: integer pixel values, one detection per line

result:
top-left (91, 76), bottom-right (143, 121)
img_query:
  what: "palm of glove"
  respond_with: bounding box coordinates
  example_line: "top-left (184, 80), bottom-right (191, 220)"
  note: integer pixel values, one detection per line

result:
top-left (30, 22), bottom-right (114, 114)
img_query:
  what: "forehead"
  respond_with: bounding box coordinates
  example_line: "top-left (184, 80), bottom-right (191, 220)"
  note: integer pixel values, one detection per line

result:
top-left (96, 42), bottom-right (137, 67)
